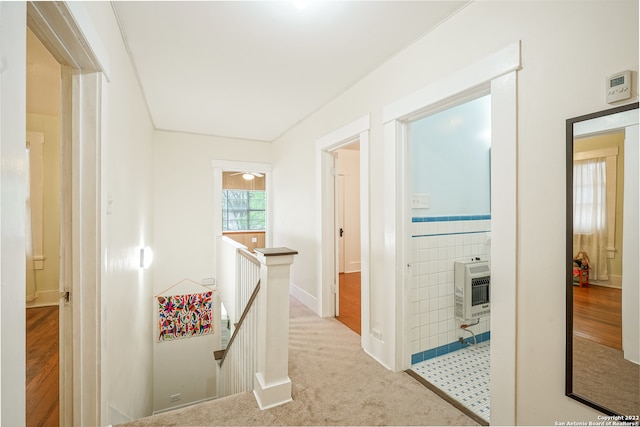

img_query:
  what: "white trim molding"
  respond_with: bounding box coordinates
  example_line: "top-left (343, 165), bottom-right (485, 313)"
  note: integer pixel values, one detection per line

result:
top-left (316, 114), bottom-right (371, 354)
top-left (211, 160), bottom-right (273, 174)
top-left (383, 42), bottom-right (521, 123)
top-left (383, 41), bottom-right (520, 426)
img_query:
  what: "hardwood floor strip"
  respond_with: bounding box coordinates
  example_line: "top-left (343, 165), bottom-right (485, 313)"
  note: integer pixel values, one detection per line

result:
top-left (26, 306), bottom-right (59, 427)
top-left (573, 285), bottom-right (622, 350)
top-left (337, 272), bottom-right (361, 335)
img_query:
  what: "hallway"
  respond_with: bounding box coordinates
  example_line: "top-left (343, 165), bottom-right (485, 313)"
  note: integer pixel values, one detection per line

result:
top-left (119, 296), bottom-right (477, 426)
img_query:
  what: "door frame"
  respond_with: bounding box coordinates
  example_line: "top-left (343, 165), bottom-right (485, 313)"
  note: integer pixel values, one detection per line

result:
top-left (334, 144), bottom-right (362, 317)
top-left (27, 2), bottom-right (108, 425)
top-left (335, 164), bottom-right (343, 314)
top-left (316, 115), bottom-right (370, 345)
top-left (382, 42), bottom-right (520, 425)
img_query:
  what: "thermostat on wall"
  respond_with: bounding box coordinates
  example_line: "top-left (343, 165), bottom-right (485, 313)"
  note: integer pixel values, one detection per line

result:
top-left (606, 70), bottom-right (632, 104)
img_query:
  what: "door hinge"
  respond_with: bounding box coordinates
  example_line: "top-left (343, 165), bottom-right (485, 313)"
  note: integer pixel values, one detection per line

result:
top-left (60, 290), bottom-right (71, 306)
top-left (330, 167), bottom-right (337, 176)
top-left (331, 283), bottom-right (336, 293)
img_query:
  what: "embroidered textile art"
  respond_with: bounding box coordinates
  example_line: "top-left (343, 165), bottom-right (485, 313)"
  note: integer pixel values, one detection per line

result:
top-left (157, 292), bottom-right (213, 342)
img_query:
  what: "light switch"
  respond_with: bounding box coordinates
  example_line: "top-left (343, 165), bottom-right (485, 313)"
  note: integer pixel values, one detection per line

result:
top-left (412, 194), bottom-right (430, 209)
top-left (106, 192), bottom-right (114, 215)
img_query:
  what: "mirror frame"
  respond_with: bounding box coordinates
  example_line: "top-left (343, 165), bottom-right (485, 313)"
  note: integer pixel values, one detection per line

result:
top-left (565, 101), bottom-right (639, 415)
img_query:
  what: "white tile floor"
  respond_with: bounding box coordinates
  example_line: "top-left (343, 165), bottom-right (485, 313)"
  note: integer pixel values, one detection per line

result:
top-left (412, 341), bottom-right (490, 423)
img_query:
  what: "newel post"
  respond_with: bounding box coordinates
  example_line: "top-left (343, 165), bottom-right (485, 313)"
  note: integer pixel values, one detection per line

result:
top-left (253, 247), bottom-right (298, 410)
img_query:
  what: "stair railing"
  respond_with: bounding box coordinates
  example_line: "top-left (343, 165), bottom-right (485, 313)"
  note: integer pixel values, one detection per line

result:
top-left (215, 242), bottom-right (261, 398)
top-left (215, 236), bottom-right (298, 409)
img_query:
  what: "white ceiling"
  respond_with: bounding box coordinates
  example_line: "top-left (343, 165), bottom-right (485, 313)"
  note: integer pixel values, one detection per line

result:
top-left (113, 1), bottom-right (469, 142)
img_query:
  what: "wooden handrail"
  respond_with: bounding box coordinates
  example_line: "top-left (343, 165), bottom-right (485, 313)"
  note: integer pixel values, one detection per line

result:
top-left (217, 279), bottom-right (261, 367)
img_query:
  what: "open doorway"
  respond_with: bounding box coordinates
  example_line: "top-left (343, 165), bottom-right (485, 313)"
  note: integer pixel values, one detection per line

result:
top-left (24, 2), bottom-right (107, 425)
top-left (316, 114), bottom-right (370, 350)
top-left (406, 94), bottom-right (492, 425)
top-left (335, 144), bottom-right (361, 335)
top-left (25, 26), bottom-right (62, 426)
top-left (382, 42), bottom-right (519, 425)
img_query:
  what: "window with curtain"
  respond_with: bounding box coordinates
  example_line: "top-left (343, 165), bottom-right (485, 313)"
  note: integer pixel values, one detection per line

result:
top-left (573, 158), bottom-right (607, 234)
top-left (573, 157), bottom-right (608, 280)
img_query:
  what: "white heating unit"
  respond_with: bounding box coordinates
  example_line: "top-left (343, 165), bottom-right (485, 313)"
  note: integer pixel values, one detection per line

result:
top-left (454, 260), bottom-right (490, 321)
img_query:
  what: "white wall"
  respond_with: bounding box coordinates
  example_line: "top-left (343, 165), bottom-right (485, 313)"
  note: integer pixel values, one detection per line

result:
top-left (1, 1), bottom-right (157, 424)
top-left (270, 1), bottom-right (638, 425)
top-left (153, 130), bottom-right (272, 286)
top-left (622, 125), bottom-right (639, 364)
top-left (68, 2), bottom-right (156, 423)
top-left (152, 130), bottom-right (271, 412)
top-left (0, 3), bottom-right (28, 425)
top-left (410, 94), bottom-right (491, 217)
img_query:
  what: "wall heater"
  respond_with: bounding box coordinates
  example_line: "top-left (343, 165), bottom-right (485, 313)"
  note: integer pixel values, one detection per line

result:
top-left (454, 260), bottom-right (490, 321)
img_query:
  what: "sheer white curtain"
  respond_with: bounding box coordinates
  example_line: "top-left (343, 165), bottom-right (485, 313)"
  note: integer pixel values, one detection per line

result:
top-left (573, 158), bottom-right (608, 280)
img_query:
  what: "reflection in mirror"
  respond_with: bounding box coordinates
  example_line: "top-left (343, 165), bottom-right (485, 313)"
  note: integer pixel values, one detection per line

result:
top-left (566, 102), bottom-right (639, 416)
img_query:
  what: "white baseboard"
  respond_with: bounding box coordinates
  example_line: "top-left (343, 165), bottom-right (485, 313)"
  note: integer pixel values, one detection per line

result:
top-left (26, 290), bottom-right (59, 308)
top-left (108, 404), bottom-right (132, 424)
top-left (152, 396), bottom-right (216, 415)
top-left (591, 275), bottom-right (622, 289)
top-left (609, 275), bottom-right (622, 288)
top-left (363, 346), bottom-right (393, 371)
top-left (289, 282), bottom-right (319, 315)
top-left (345, 262), bottom-right (361, 273)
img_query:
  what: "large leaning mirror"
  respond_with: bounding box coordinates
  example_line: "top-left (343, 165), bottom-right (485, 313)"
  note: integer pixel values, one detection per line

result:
top-left (566, 102), bottom-right (639, 417)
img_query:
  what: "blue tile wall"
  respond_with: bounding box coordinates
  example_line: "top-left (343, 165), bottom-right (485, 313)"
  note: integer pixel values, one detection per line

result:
top-left (409, 217), bottom-right (491, 358)
top-left (411, 333), bottom-right (491, 364)
top-left (412, 214), bottom-right (491, 223)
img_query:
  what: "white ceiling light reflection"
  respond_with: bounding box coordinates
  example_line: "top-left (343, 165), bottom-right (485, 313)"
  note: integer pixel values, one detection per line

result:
top-left (140, 246), bottom-right (154, 269)
top-left (291, 0), bottom-right (311, 10)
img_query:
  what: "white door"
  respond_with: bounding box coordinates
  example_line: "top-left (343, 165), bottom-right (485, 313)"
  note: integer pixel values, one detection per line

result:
top-left (338, 175), bottom-right (346, 274)
top-left (333, 153), bottom-right (341, 316)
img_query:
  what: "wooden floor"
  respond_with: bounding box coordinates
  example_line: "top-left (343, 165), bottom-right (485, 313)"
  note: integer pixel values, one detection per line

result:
top-left (337, 272), bottom-right (361, 335)
top-left (26, 306), bottom-right (59, 427)
top-left (573, 284), bottom-right (621, 350)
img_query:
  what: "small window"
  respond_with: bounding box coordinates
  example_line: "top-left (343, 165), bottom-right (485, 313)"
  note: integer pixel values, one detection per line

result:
top-left (222, 190), bottom-right (266, 231)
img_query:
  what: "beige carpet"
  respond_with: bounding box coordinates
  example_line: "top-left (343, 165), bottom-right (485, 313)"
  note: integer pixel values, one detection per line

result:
top-left (573, 335), bottom-right (640, 416)
top-left (119, 297), bottom-right (478, 426)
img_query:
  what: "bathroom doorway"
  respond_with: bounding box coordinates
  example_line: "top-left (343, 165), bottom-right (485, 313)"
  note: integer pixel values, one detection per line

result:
top-left (406, 94), bottom-right (492, 425)
top-left (382, 42), bottom-right (518, 426)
